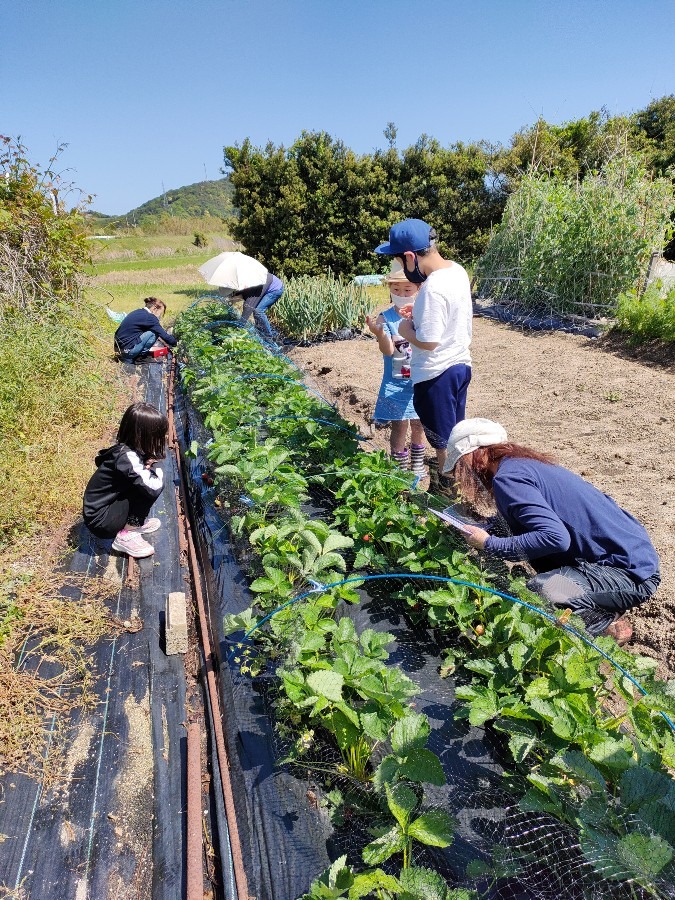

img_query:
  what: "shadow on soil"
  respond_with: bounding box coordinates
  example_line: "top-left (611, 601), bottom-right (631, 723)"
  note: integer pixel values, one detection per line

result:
top-left (592, 331), bottom-right (675, 370)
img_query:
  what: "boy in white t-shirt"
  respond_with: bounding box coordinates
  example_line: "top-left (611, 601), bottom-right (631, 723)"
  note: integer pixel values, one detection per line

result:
top-left (374, 219), bottom-right (472, 476)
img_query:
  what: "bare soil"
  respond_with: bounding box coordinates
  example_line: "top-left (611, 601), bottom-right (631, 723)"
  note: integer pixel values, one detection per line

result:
top-left (289, 318), bottom-right (675, 676)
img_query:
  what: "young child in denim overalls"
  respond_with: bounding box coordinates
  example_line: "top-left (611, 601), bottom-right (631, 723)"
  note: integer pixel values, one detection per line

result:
top-left (366, 261), bottom-right (427, 475)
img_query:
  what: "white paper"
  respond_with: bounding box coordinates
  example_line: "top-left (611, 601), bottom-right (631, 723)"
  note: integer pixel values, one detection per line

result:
top-left (426, 507), bottom-right (474, 534)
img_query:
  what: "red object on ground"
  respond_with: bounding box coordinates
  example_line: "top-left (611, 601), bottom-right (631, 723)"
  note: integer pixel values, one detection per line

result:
top-left (149, 345), bottom-right (169, 358)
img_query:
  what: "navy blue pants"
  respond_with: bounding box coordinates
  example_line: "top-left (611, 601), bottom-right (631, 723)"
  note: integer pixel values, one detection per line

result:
top-left (413, 364), bottom-right (471, 449)
top-left (528, 561), bottom-right (660, 636)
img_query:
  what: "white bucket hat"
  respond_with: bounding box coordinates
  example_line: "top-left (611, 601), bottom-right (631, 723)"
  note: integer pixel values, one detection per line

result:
top-left (443, 418), bottom-right (508, 473)
top-left (384, 259), bottom-right (409, 283)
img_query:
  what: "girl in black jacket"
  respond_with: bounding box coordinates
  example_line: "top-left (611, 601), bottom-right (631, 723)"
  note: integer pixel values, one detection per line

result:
top-left (83, 403), bottom-right (169, 558)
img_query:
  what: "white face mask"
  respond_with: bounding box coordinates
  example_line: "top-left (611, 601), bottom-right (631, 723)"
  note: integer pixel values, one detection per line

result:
top-left (390, 293), bottom-right (415, 310)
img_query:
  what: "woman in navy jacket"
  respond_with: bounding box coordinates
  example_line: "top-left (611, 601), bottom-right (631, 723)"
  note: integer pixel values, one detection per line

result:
top-left (114, 297), bottom-right (177, 361)
top-left (443, 419), bottom-right (660, 644)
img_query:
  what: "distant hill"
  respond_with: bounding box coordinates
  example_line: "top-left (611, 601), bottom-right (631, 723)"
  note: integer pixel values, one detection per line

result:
top-left (85, 178), bottom-right (236, 229)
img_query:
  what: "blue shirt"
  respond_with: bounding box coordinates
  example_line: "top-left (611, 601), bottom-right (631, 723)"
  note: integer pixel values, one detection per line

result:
top-left (484, 458), bottom-right (659, 582)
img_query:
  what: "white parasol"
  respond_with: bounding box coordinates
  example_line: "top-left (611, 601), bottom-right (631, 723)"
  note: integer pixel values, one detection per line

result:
top-left (198, 251), bottom-right (268, 291)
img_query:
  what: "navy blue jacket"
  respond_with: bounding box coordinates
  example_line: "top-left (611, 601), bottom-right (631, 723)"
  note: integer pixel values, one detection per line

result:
top-left (484, 458), bottom-right (659, 583)
top-left (114, 308), bottom-right (177, 351)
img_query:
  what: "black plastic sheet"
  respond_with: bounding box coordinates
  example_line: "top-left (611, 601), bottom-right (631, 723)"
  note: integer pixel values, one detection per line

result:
top-left (0, 362), bottom-right (191, 899)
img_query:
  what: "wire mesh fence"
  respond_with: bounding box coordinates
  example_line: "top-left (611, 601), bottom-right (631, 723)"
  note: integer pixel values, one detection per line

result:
top-left (472, 157), bottom-right (674, 327)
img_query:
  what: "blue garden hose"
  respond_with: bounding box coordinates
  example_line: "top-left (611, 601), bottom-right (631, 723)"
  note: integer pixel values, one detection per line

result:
top-left (229, 373), bottom-right (336, 409)
top-left (235, 413), bottom-right (371, 442)
top-left (228, 572), bottom-right (675, 734)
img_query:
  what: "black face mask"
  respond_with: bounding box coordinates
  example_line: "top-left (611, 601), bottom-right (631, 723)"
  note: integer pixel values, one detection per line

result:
top-left (402, 253), bottom-right (427, 284)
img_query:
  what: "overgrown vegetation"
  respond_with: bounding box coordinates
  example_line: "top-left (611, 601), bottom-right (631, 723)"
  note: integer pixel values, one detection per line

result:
top-left (0, 137), bottom-right (89, 312)
top-left (615, 282), bottom-right (675, 343)
top-left (474, 155), bottom-right (674, 317)
top-left (0, 137), bottom-right (129, 779)
top-left (0, 314), bottom-right (117, 543)
top-left (0, 137), bottom-right (120, 548)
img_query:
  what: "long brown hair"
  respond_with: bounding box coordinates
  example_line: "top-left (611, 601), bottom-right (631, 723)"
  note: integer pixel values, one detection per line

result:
top-left (453, 443), bottom-right (556, 509)
top-left (117, 402), bottom-right (168, 459)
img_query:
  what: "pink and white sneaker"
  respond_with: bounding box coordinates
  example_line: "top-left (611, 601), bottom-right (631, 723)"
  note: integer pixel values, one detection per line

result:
top-left (128, 517), bottom-right (161, 535)
top-left (112, 529), bottom-right (155, 558)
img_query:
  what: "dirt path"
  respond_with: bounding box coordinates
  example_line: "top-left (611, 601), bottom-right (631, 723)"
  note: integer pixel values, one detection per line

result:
top-left (289, 318), bottom-right (675, 675)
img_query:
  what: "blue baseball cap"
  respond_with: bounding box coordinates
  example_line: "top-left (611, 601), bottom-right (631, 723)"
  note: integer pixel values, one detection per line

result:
top-left (374, 219), bottom-right (436, 255)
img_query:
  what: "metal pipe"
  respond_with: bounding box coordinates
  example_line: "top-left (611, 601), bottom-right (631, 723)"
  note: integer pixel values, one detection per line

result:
top-left (187, 722), bottom-right (204, 900)
top-left (186, 722), bottom-right (203, 900)
top-left (167, 359), bottom-right (250, 900)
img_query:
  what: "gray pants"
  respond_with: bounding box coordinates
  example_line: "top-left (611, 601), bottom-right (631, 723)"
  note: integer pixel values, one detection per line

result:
top-left (527, 561), bottom-right (660, 636)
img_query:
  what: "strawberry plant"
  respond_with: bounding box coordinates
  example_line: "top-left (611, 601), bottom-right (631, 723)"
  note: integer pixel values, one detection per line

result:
top-left (174, 304), bottom-right (675, 899)
top-left (248, 518), bottom-right (354, 605)
top-left (279, 618), bottom-right (418, 781)
top-left (301, 854), bottom-right (477, 900)
top-left (362, 781), bottom-right (456, 869)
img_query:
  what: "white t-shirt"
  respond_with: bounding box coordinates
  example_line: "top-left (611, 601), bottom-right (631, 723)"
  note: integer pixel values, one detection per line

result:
top-left (410, 263), bottom-right (472, 384)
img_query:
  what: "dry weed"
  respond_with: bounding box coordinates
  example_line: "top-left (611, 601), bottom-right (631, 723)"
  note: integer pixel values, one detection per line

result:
top-left (0, 558), bottom-right (118, 779)
top-left (0, 883), bottom-right (28, 899)
top-left (90, 265), bottom-right (204, 286)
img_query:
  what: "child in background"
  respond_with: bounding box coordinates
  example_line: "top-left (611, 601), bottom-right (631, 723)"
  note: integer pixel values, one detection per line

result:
top-left (374, 219), bottom-right (472, 484)
top-left (366, 261), bottom-right (427, 475)
top-left (83, 403), bottom-right (169, 559)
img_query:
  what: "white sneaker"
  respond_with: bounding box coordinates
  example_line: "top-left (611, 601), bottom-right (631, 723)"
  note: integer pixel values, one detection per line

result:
top-left (128, 517), bottom-right (161, 535)
top-left (112, 530), bottom-right (155, 558)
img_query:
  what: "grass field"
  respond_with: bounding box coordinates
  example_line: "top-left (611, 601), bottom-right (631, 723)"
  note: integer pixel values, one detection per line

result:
top-left (86, 232), bottom-right (394, 333)
top-left (87, 230), bottom-right (235, 257)
top-left (90, 252), bottom-right (214, 275)
top-left (85, 232), bottom-right (228, 319)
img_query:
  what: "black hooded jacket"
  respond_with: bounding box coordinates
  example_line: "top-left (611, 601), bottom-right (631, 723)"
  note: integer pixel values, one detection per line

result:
top-left (83, 443), bottom-right (164, 531)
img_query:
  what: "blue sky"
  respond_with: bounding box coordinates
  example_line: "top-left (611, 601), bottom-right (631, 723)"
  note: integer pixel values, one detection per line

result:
top-left (2, 0), bottom-right (673, 215)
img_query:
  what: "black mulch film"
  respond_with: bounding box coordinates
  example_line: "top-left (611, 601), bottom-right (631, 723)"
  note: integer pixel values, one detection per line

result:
top-left (0, 363), bottom-right (192, 900)
top-left (472, 300), bottom-right (604, 338)
top-left (4, 349), bottom-right (669, 900)
top-left (175, 365), bottom-right (672, 900)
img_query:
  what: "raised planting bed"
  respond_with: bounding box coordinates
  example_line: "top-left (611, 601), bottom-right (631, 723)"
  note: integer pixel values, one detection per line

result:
top-left (172, 301), bottom-right (675, 900)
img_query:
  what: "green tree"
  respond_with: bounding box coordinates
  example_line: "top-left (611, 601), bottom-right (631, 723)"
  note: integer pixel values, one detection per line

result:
top-left (225, 131), bottom-right (401, 276)
top-left (224, 129), bottom-right (503, 275)
top-left (400, 136), bottom-right (505, 261)
top-left (496, 110), bottom-right (644, 187)
top-left (633, 94), bottom-right (675, 176)
top-left (634, 95), bottom-right (675, 257)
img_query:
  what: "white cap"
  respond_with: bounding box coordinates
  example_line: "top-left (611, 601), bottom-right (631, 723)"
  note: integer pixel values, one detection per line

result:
top-left (443, 418), bottom-right (508, 474)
